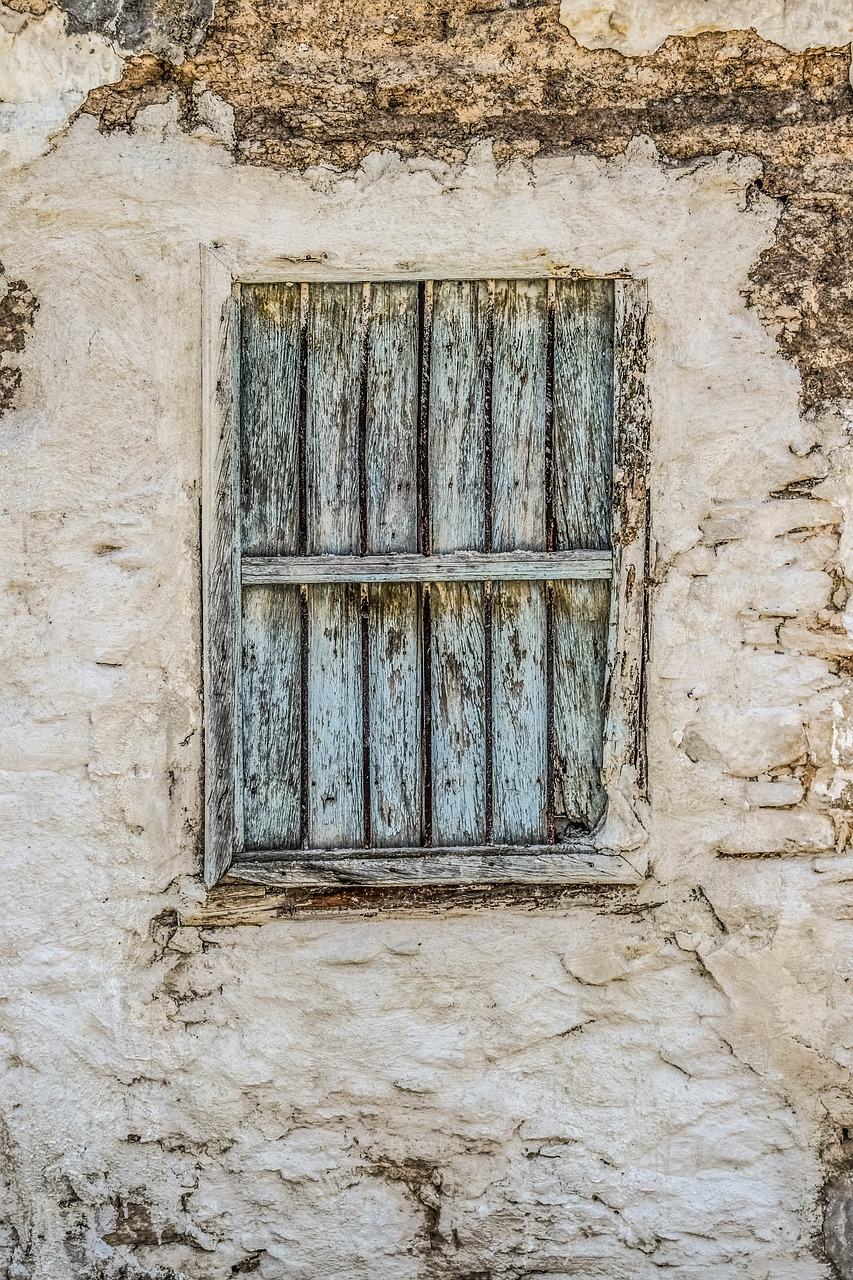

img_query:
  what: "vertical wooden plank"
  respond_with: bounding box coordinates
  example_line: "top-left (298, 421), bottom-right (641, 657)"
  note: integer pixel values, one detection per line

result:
top-left (365, 281), bottom-right (420, 556)
top-left (552, 279), bottom-right (615, 831)
top-left (430, 582), bottom-right (486, 844)
top-left (553, 278), bottom-right (614, 551)
top-left (305, 283), bottom-right (364, 847)
top-left (242, 588), bottom-right (301, 848)
top-left (492, 582), bottom-right (547, 842)
top-left (429, 280), bottom-right (488, 844)
top-left (240, 284), bottom-right (300, 555)
top-left (240, 284), bottom-right (301, 556)
top-left (369, 584), bottom-right (421, 844)
top-left (552, 578), bottom-right (610, 831)
top-left (492, 279), bottom-right (548, 553)
top-left (491, 279), bottom-right (548, 844)
top-left (306, 583), bottom-right (364, 847)
top-left (239, 285), bottom-right (302, 849)
top-left (365, 281), bottom-right (421, 847)
top-left (603, 279), bottom-right (650, 798)
top-left (429, 279), bottom-right (488, 554)
top-left (202, 249), bottom-right (240, 885)
top-left (306, 282), bottom-right (362, 557)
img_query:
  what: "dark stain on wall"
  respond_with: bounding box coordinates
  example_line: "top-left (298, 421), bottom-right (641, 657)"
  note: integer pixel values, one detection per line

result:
top-left (0, 264), bottom-right (39, 417)
top-left (821, 1129), bottom-right (853, 1279)
top-left (76, 1), bottom-right (853, 412)
top-left (825, 1172), bottom-right (853, 1280)
top-left (59, 0), bottom-right (213, 57)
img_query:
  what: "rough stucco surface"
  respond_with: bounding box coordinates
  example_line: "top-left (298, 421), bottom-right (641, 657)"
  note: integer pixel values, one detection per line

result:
top-left (4, 3), bottom-right (853, 1279)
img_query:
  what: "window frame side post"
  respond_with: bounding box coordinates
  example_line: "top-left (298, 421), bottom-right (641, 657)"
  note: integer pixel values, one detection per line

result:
top-left (201, 246), bottom-right (243, 886)
top-left (602, 278), bottom-right (651, 847)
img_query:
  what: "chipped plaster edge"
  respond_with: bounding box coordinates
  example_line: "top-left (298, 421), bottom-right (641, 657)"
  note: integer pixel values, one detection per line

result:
top-left (558, 1), bottom-right (853, 63)
top-left (0, 4), bottom-right (125, 171)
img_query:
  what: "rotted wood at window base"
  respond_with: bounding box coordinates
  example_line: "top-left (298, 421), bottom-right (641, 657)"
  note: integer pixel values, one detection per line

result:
top-left (198, 248), bottom-right (651, 923)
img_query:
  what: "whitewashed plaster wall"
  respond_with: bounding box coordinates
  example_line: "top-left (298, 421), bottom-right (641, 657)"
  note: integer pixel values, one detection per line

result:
top-left (3, 69), bottom-right (853, 1280)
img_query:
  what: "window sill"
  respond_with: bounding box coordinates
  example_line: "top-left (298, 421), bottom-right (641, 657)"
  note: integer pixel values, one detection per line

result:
top-left (180, 847), bottom-right (643, 927)
top-left (228, 846), bottom-right (641, 888)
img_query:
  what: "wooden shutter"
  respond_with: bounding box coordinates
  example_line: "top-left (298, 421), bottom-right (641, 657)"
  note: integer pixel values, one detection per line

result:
top-left (203, 268), bottom-right (648, 889)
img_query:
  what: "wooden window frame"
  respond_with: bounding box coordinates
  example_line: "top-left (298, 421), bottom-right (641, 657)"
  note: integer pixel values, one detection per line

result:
top-left (201, 247), bottom-right (650, 895)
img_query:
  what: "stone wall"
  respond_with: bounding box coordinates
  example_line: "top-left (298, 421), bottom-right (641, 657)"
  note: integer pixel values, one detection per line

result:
top-left (3, 3), bottom-right (853, 1277)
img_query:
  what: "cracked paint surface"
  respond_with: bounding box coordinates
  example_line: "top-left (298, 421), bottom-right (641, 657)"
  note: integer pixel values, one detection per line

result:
top-left (3, 4), bottom-right (853, 1278)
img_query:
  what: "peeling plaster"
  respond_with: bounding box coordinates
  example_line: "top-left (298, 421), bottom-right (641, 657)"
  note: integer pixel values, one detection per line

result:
top-left (0, 4), bottom-right (123, 169)
top-left (79, 12), bottom-right (853, 414)
top-left (559, 1), bottom-right (853, 57)
top-left (0, 261), bottom-right (38, 415)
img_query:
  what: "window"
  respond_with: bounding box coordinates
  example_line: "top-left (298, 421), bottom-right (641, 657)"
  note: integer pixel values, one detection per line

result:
top-left (202, 258), bottom-right (649, 890)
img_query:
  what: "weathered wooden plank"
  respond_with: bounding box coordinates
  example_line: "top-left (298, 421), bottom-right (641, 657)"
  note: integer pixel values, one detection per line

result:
top-left (242, 550), bottom-right (613, 584)
top-left (368, 585), bottom-right (421, 845)
top-left (428, 281), bottom-right (488, 845)
top-left (492, 583), bottom-right (547, 842)
top-left (364, 285), bottom-right (422, 847)
top-left (239, 283), bottom-right (301, 556)
top-left (227, 848), bottom-right (642, 887)
top-left (552, 578), bottom-right (610, 831)
top-left (307, 582), bottom-right (364, 847)
top-left (431, 581), bottom-right (486, 844)
top-left (365, 281), bottom-right (419, 554)
top-left (202, 249), bottom-right (240, 886)
top-left (305, 283), bottom-right (364, 847)
top-left (239, 834), bottom-right (593, 861)
top-left (491, 279), bottom-right (548, 843)
top-left (365, 282), bottom-right (421, 847)
top-left (603, 279), bottom-right (651, 800)
top-left (553, 278), bottom-right (614, 550)
top-left (182, 872), bottom-right (642, 926)
top-left (242, 586), bottom-right (301, 849)
top-left (239, 285), bottom-right (302, 851)
top-left (305, 282), bottom-right (363, 556)
top-left (551, 279), bottom-right (615, 831)
top-left (429, 279), bottom-right (489, 554)
top-left (492, 279), bottom-right (548, 552)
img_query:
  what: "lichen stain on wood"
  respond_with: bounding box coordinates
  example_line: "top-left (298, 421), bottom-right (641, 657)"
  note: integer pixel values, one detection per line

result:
top-left (0, 264), bottom-right (38, 417)
top-left (78, 5), bottom-right (853, 413)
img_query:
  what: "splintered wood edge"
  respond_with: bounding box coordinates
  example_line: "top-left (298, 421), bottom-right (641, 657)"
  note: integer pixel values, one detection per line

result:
top-left (181, 853), bottom-right (644, 926)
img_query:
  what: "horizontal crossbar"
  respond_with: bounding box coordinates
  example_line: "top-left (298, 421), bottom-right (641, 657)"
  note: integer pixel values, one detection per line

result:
top-left (242, 550), bottom-right (613, 585)
top-left (229, 847), bottom-right (641, 887)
